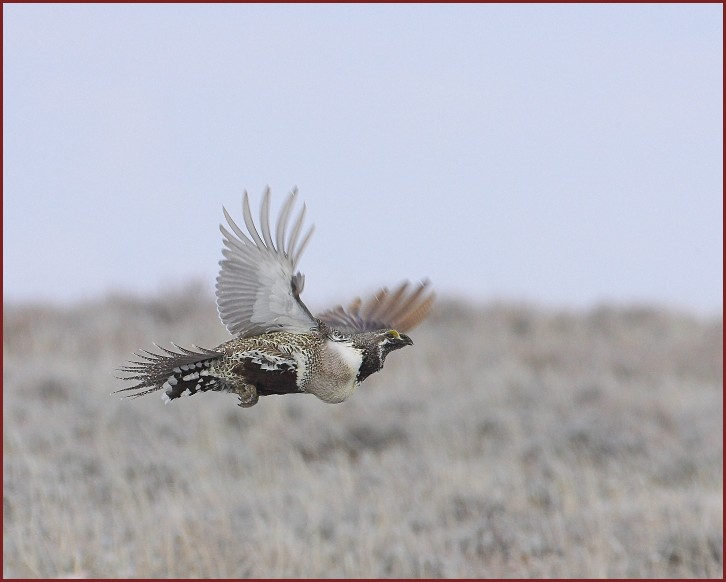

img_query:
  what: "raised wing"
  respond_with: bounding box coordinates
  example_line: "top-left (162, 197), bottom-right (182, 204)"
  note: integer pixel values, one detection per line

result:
top-left (216, 187), bottom-right (318, 337)
top-left (317, 280), bottom-right (435, 334)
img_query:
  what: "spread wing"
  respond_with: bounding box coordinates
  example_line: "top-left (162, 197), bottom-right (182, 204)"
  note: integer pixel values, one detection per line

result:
top-left (216, 187), bottom-right (318, 337)
top-left (317, 280), bottom-right (435, 333)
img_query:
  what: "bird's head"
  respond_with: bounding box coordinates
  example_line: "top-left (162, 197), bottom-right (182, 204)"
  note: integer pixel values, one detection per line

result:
top-left (379, 329), bottom-right (414, 352)
top-left (350, 328), bottom-right (413, 384)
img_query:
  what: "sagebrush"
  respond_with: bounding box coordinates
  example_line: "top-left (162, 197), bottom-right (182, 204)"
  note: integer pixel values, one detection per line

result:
top-left (3, 286), bottom-right (722, 577)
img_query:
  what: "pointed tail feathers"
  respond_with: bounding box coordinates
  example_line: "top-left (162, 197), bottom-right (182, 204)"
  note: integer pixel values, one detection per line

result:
top-left (115, 344), bottom-right (224, 403)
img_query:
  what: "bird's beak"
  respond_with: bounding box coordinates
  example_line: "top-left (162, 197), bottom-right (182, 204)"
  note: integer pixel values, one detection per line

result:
top-left (399, 333), bottom-right (413, 346)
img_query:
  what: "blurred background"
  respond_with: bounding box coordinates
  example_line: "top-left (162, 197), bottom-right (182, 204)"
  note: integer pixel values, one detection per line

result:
top-left (3, 3), bottom-right (722, 314)
top-left (3, 4), bottom-right (723, 578)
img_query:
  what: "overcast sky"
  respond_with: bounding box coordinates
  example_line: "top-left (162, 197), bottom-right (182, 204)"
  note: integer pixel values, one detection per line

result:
top-left (4, 4), bottom-right (723, 314)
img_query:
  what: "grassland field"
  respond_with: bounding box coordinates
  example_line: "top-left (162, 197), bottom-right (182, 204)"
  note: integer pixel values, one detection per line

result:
top-left (3, 285), bottom-right (722, 577)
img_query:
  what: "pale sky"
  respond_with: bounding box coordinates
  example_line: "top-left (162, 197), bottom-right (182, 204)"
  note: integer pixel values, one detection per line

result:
top-left (3, 4), bottom-right (723, 314)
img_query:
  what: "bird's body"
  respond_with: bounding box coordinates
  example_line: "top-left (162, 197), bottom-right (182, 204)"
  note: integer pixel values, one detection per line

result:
top-left (117, 188), bottom-right (433, 408)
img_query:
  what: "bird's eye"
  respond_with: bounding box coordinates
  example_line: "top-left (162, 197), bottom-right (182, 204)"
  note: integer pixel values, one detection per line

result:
top-left (386, 330), bottom-right (401, 339)
top-left (329, 329), bottom-right (349, 341)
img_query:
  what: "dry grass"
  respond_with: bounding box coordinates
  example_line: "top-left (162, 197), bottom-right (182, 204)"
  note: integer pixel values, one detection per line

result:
top-left (3, 284), bottom-right (723, 578)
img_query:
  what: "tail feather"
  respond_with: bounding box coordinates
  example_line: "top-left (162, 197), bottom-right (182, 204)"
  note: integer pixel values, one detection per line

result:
top-left (115, 343), bottom-right (224, 402)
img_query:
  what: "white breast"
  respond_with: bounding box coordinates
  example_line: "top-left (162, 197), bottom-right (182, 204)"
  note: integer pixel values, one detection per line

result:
top-left (307, 340), bottom-right (363, 404)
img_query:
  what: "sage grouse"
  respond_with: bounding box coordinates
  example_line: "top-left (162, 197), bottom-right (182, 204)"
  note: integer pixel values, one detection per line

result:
top-left (116, 188), bottom-right (434, 408)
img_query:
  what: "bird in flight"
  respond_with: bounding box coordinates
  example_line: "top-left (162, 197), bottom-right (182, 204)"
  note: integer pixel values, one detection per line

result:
top-left (116, 187), bottom-right (434, 408)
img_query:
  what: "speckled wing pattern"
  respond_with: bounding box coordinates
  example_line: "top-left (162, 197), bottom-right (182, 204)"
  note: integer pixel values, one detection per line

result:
top-left (216, 187), bottom-right (318, 337)
top-left (316, 279), bottom-right (435, 334)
